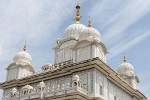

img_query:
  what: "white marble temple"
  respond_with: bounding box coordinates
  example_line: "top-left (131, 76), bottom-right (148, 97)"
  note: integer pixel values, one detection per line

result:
top-left (0, 2), bottom-right (147, 100)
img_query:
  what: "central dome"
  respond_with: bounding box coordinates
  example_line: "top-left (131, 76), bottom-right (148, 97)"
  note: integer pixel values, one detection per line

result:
top-left (64, 3), bottom-right (86, 40)
top-left (64, 21), bottom-right (86, 39)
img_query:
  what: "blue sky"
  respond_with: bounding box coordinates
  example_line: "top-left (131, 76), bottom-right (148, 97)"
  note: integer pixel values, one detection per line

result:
top-left (0, 0), bottom-right (150, 99)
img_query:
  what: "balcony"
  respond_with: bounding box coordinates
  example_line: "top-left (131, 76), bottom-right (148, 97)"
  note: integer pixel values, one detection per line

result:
top-left (4, 85), bottom-right (88, 100)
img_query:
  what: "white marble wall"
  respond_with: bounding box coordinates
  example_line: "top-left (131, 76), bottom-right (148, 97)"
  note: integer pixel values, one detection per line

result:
top-left (107, 80), bottom-right (133, 100)
top-left (94, 69), bottom-right (139, 100)
top-left (7, 68), bottom-right (17, 81)
top-left (129, 76), bottom-right (138, 90)
top-left (74, 42), bottom-right (106, 63)
top-left (55, 39), bottom-right (107, 64)
top-left (55, 40), bottom-right (76, 63)
top-left (96, 46), bottom-right (106, 63)
top-left (76, 46), bottom-right (91, 62)
top-left (3, 69), bottom-right (93, 100)
top-left (4, 68), bottom-right (139, 100)
top-left (6, 64), bottom-right (33, 81)
top-left (18, 67), bottom-right (33, 78)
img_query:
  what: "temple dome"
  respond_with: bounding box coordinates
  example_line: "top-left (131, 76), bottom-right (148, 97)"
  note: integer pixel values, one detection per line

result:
top-left (117, 56), bottom-right (134, 77)
top-left (37, 81), bottom-right (46, 88)
top-left (22, 84), bottom-right (33, 90)
top-left (13, 42), bottom-right (32, 65)
top-left (64, 3), bottom-right (86, 40)
top-left (79, 18), bottom-right (101, 42)
top-left (11, 88), bottom-right (17, 94)
top-left (13, 51), bottom-right (32, 65)
top-left (64, 21), bottom-right (86, 39)
top-left (72, 75), bottom-right (80, 82)
top-left (79, 27), bottom-right (101, 42)
top-left (42, 63), bottom-right (53, 71)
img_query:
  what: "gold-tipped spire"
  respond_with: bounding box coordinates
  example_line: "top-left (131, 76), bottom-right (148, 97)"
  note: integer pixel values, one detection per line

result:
top-left (88, 16), bottom-right (92, 27)
top-left (75, 2), bottom-right (81, 21)
top-left (23, 41), bottom-right (27, 51)
top-left (123, 55), bottom-right (126, 62)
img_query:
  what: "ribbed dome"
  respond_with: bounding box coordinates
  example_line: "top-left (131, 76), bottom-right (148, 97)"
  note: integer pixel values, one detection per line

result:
top-left (38, 81), bottom-right (46, 88)
top-left (79, 17), bottom-right (101, 42)
top-left (42, 63), bottom-right (52, 67)
top-left (42, 63), bottom-right (53, 71)
top-left (13, 51), bottom-right (32, 65)
top-left (11, 88), bottom-right (17, 94)
top-left (64, 21), bottom-right (86, 39)
top-left (72, 75), bottom-right (80, 82)
top-left (117, 56), bottom-right (134, 77)
top-left (79, 27), bottom-right (101, 42)
top-left (22, 85), bottom-right (33, 90)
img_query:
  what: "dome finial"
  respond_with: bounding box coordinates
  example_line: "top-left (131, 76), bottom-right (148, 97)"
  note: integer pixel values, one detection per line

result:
top-left (75, 2), bottom-right (81, 21)
top-left (123, 55), bottom-right (126, 62)
top-left (88, 16), bottom-right (92, 27)
top-left (23, 41), bottom-right (27, 51)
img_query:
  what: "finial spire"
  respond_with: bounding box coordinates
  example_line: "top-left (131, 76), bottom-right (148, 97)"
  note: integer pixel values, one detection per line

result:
top-left (123, 55), bottom-right (126, 62)
top-left (88, 16), bottom-right (92, 27)
top-left (75, 2), bottom-right (81, 21)
top-left (23, 41), bottom-right (27, 51)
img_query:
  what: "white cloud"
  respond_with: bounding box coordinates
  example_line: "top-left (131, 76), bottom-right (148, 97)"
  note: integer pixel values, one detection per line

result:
top-left (0, 0), bottom-right (86, 97)
top-left (0, 0), bottom-right (71, 42)
top-left (103, 0), bottom-right (150, 46)
top-left (88, 0), bottom-right (150, 47)
top-left (87, 0), bottom-right (150, 63)
top-left (108, 30), bottom-right (150, 59)
top-left (0, 0), bottom-right (85, 62)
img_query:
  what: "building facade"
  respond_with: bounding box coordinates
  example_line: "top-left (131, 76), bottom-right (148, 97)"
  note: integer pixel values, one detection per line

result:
top-left (0, 3), bottom-right (147, 100)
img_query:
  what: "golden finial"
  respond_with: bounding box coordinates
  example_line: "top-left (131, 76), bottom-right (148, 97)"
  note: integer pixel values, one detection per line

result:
top-left (123, 55), bottom-right (126, 62)
top-left (23, 41), bottom-right (27, 51)
top-left (88, 16), bottom-right (92, 27)
top-left (75, 2), bottom-right (81, 21)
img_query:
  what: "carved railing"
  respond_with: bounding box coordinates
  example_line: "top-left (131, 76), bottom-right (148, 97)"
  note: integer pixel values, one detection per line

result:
top-left (4, 85), bottom-right (88, 100)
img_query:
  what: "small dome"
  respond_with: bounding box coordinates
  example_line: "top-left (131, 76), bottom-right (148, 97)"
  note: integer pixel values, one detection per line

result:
top-left (64, 21), bottom-right (86, 39)
top-left (79, 27), bottom-right (101, 42)
top-left (117, 56), bottom-right (134, 77)
top-left (11, 88), bottom-right (17, 94)
top-left (22, 85), bottom-right (33, 90)
top-left (42, 63), bottom-right (52, 68)
top-left (37, 81), bottom-right (46, 88)
top-left (72, 75), bottom-right (80, 82)
top-left (13, 51), bottom-right (32, 65)
top-left (42, 63), bottom-right (53, 71)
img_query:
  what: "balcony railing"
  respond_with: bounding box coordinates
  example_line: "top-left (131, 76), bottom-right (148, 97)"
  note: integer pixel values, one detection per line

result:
top-left (4, 85), bottom-right (88, 100)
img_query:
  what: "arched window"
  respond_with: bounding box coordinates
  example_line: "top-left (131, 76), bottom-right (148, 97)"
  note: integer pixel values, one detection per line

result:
top-left (74, 82), bottom-right (77, 86)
